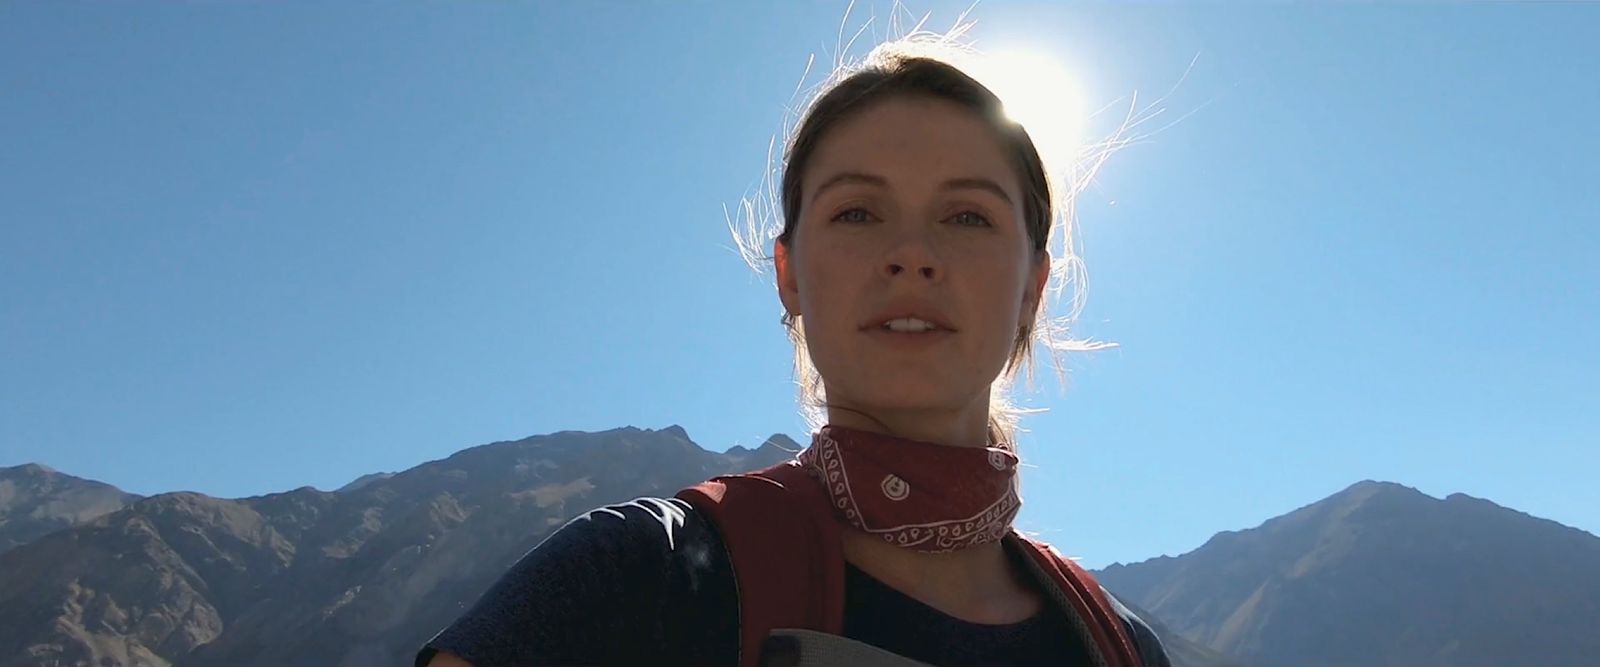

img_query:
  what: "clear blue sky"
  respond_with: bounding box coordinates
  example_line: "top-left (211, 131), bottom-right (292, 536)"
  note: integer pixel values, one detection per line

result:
top-left (2, 2), bottom-right (1596, 569)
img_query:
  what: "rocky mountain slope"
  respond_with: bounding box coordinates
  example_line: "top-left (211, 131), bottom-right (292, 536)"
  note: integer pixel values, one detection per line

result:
top-left (0, 463), bottom-right (140, 554)
top-left (5, 434), bottom-right (1595, 667)
top-left (0, 426), bottom-right (796, 667)
top-left (1097, 480), bottom-right (1600, 667)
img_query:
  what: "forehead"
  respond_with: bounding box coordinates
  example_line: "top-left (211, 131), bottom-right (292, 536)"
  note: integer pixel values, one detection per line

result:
top-left (801, 96), bottom-right (1020, 201)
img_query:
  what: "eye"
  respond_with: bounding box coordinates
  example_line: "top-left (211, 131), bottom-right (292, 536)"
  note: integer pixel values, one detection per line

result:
top-left (948, 210), bottom-right (992, 227)
top-left (831, 207), bottom-right (877, 224)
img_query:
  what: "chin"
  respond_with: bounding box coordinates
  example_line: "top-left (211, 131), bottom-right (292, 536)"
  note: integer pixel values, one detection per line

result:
top-left (839, 378), bottom-right (976, 414)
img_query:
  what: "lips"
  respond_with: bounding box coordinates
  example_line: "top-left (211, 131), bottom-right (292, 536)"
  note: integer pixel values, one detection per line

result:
top-left (860, 299), bottom-right (956, 332)
top-left (881, 317), bottom-right (942, 333)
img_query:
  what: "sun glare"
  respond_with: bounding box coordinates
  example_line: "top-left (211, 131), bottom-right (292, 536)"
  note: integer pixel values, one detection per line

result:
top-left (968, 49), bottom-right (1087, 169)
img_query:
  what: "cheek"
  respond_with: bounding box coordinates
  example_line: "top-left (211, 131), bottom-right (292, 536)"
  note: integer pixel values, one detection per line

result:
top-left (794, 239), bottom-right (869, 322)
top-left (964, 253), bottom-right (1033, 336)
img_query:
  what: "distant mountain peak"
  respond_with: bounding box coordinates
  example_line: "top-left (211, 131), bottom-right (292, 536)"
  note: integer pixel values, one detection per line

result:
top-left (1, 462), bottom-right (126, 491)
top-left (723, 433), bottom-right (801, 460)
top-left (1441, 490), bottom-right (1503, 508)
top-left (335, 472), bottom-right (393, 494)
top-left (1097, 478), bottom-right (1600, 667)
top-left (759, 433), bottom-right (803, 453)
top-left (3, 462), bottom-right (58, 477)
top-left (1, 463), bottom-right (139, 554)
top-left (1340, 479), bottom-right (1424, 497)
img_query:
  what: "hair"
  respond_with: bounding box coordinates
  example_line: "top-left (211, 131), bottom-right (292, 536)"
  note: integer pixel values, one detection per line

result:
top-left (733, 26), bottom-right (1122, 450)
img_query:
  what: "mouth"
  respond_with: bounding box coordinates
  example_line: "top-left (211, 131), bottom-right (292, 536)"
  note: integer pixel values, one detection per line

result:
top-left (876, 317), bottom-right (948, 333)
top-left (858, 300), bottom-right (957, 348)
top-left (860, 303), bottom-right (957, 333)
top-left (862, 313), bottom-right (956, 349)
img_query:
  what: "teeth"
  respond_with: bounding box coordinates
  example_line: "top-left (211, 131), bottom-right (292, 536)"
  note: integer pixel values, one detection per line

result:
top-left (883, 317), bottom-right (938, 333)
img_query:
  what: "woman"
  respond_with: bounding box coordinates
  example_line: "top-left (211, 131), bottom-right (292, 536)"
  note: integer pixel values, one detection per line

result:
top-left (418, 39), bottom-right (1172, 667)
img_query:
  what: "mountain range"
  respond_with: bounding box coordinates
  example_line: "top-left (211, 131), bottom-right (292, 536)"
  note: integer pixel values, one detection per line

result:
top-left (2, 426), bottom-right (1595, 667)
top-left (1097, 480), bottom-right (1600, 667)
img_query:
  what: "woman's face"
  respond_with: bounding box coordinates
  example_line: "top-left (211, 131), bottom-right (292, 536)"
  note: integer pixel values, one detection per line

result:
top-left (776, 95), bottom-right (1049, 434)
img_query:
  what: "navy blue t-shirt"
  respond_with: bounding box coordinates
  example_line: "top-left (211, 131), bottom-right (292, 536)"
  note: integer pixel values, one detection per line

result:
top-left (417, 497), bottom-right (1171, 667)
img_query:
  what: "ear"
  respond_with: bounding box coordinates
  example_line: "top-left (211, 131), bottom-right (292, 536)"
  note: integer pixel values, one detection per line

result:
top-left (1022, 250), bottom-right (1050, 325)
top-left (775, 240), bottom-right (802, 318)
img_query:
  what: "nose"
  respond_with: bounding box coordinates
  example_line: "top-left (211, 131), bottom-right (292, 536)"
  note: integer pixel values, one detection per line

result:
top-left (885, 262), bottom-right (937, 279)
top-left (882, 233), bottom-right (942, 281)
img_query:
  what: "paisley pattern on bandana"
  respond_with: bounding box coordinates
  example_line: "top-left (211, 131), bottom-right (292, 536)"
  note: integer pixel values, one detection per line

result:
top-left (795, 424), bottom-right (1022, 553)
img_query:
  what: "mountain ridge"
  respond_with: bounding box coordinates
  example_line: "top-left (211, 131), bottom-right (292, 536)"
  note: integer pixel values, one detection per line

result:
top-left (0, 426), bottom-right (800, 667)
top-left (1096, 478), bottom-right (1600, 667)
top-left (0, 462), bottom-right (142, 554)
top-left (3, 434), bottom-right (1595, 667)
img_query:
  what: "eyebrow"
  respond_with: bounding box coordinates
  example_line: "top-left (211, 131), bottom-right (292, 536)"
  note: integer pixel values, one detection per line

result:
top-left (942, 177), bottom-right (1015, 206)
top-left (809, 171), bottom-right (1015, 206)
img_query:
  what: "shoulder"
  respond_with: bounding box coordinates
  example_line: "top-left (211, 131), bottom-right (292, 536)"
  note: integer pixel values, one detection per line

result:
top-left (487, 495), bottom-right (724, 601)
top-left (553, 496), bottom-right (709, 556)
top-left (417, 496), bottom-right (738, 667)
top-left (1008, 535), bottom-right (1173, 667)
top-left (1100, 587), bottom-right (1174, 667)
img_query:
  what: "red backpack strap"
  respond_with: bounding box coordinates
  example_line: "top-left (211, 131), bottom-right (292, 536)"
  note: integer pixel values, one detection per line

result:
top-left (675, 461), bottom-right (845, 667)
top-left (1014, 535), bottom-right (1144, 667)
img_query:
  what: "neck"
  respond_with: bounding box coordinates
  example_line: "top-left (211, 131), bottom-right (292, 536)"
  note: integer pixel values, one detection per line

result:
top-left (824, 397), bottom-right (992, 450)
top-left (812, 395), bottom-right (1037, 622)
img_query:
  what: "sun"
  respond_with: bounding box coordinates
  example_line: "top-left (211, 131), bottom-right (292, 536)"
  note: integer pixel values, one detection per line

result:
top-left (967, 49), bottom-right (1087, 169)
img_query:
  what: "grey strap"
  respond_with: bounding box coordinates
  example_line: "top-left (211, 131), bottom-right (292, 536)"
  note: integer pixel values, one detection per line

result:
top-left (1007, 534), bottom-right (1110, 667)
top-left (760, 628), bottom-right (936, 667)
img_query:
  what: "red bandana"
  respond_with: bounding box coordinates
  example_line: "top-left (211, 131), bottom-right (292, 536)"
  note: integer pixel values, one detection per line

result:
top-left (795, 424), bottom-right (1022, 553)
